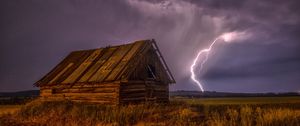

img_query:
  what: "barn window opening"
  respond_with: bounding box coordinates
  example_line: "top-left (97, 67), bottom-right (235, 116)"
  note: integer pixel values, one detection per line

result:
top-left (147, 64), bottom-right (156, 79)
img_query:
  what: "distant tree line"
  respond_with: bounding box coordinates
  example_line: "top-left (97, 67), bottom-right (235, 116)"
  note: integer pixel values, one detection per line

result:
top-left (170, 91), bottom-right (300, 98)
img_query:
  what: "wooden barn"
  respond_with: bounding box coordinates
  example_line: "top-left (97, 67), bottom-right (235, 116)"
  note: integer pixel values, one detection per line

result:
top-left (34, 39), bottom-right (175, 104)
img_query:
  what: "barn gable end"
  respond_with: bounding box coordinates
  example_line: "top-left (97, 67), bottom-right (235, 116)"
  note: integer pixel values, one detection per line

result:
top-left (35, 39), bottom-right (175, 104)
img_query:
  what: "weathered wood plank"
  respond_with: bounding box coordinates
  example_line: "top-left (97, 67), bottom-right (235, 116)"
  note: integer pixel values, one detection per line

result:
top-left (63, 49), bottom-right (102, 83)
top-left (121, 89), bottom-right (146, 93)
top-left (105, 42), bottom-right (144, 81)
top-left (61, 92), bottom-right (117, 96)
top-left (70, 97), bottom-right (116, 100)
top-left (88, 47), bottom-right (120, 82)
top-left (55, 50), bottom-right (94, 84)
top-left (121, 84), bottom-right (145, 89)
top-left (117, 41), bottom-right (152, 80)
top-left (40, 89), bottom-right (52, 96)
top-left (49, 63), bottom-right (74, 84)
top-left (79, 47), bottom-right (116, 82)
top-left (120, 93), bottom-right (145, 98)
top-left (56, 87), bottom-right (117, 93)
top-left (72, 83), bottom-right (120, 88)
top-left (121, 97), bottom-right (145, 101)
top-left (101, 44), bottom-right (134, 81)
top-left (72, 100), bottom-right (116, 104)
top-left (38, 51), bottom-right (86, 85)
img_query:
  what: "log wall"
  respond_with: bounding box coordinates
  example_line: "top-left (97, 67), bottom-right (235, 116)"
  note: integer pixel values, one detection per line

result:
top-left (40, 81), bottom-right (169, 105)
top-left (40, 83), bottom-right (120, 105)
top-left (120, 81), bottom-right (169, 104)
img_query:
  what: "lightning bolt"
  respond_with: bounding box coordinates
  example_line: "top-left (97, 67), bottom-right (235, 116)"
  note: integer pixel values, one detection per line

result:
top-left (190, 37), bottom-right (220, 92)
top-left (190, 31), bottom-right (249, 92)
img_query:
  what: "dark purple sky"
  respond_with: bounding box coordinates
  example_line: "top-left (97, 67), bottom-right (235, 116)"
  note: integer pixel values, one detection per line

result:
top-left (1, 0), bottom-right (300, 92)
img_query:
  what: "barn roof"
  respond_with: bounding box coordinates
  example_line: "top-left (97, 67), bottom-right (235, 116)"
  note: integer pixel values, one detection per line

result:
top-left (35, 39), bottom-right (175, 87)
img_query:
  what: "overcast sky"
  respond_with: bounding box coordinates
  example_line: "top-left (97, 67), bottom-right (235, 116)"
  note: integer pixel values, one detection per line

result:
top-left (1, 0), bottom-right (299, 92)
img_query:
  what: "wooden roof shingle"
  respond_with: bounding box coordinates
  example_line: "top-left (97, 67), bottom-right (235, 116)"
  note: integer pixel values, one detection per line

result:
top-left (35, 39), bottom-right (175, 87)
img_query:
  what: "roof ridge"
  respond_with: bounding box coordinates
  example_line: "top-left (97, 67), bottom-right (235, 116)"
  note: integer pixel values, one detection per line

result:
top-left (71, 39), bottom-right (150, 53)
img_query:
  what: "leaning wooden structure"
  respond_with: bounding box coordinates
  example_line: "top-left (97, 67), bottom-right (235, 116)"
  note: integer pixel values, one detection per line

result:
top-left (34, 39), bottom-right (175, 104)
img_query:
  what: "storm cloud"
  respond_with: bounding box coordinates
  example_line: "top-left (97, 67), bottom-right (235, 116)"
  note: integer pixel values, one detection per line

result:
top-left (0, 0), bottom-right (299, 92)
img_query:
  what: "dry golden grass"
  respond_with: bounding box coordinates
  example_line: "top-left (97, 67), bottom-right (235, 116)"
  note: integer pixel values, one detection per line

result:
top-left (205, 106), bottom-right (300, 126)
top-left (0, 100), bottom-right (199, 126)
top-left (0, 105), bottom-right (21, 116)
top-left (0, 97), bottom-right (299, 126)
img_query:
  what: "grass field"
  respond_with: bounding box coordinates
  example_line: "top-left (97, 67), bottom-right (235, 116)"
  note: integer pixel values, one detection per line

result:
top-left (0, 97), bottom-right (299, 125)
top-left (0, 105), bottom-right (21, 116)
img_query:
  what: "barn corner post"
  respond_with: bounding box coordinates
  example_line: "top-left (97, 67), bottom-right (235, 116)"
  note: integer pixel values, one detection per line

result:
top-left (150, 39), bottom-right (176, 101)
top-left (150, 39), bottom-right (176, 84)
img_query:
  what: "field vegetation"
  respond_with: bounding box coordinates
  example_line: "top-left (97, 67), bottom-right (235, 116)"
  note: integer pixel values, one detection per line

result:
top-left (0, 105), bottom-right (21, 116)
top-left (0, 97), bottom-right (299, 126)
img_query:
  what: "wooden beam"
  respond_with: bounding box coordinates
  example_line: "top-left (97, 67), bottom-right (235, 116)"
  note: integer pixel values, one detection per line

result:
top-left (151, 39), bottom-right (176, 83)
